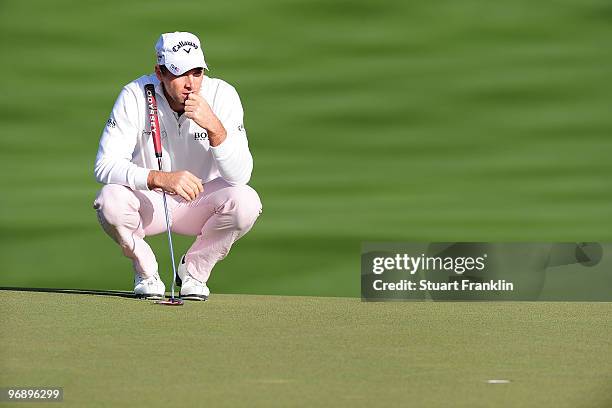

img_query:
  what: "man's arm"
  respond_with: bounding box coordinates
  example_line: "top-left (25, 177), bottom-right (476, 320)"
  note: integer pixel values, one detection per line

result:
top-left (95, 85), bottom-right (204, 201)
top-left (94, 86), bottom-right (151, 190)
top-left (184, 83), bottom-right (253, 185)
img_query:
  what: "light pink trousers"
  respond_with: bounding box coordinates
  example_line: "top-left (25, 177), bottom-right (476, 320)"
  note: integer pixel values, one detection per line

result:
top-left (93, 178), bottom-right (262, 283)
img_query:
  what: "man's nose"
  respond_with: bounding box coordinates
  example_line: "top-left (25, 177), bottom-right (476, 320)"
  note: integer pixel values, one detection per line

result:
top-left (185, 75), bottom-right (195, 89)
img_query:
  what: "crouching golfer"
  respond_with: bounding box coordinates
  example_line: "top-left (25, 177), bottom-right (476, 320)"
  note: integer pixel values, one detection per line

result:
top-left (93, 32), bottom-right (262, 300)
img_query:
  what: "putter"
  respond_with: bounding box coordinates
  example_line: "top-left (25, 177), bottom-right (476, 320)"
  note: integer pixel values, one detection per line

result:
top-left (144, 83), bottom-right (183, 306)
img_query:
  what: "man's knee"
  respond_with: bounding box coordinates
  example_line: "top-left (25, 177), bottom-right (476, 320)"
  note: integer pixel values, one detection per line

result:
top-left (93, 184), bottom-right (140, 228)
top-left (223, 185), bottom-right (262, 232)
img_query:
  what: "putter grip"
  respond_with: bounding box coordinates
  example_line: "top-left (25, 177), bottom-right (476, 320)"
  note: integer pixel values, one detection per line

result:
top-left (144, 84), bottom-right (163, 158)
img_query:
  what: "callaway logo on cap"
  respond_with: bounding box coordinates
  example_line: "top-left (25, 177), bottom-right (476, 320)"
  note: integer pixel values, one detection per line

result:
top-left (155, 32), bottom-right (208, 75)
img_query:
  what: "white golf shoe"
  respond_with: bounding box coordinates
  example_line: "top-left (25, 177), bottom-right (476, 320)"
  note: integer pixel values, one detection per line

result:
top-left (134, 273), bottom-right (165, 300)
top-left (177, 255), bottom-right (210, 301)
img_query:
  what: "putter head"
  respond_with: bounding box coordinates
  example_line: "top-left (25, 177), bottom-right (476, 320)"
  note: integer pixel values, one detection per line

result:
top-left (155, 298), bottom-right (184, 306)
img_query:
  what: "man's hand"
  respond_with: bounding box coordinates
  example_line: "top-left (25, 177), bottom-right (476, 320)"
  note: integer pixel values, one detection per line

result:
top-left (184, 93), bottom-right (227, 146)
top-left (147, 170), bottom-right (204, 201)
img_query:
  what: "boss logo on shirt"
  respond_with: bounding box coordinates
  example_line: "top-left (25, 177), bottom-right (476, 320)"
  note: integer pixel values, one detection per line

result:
top-left (194, 131), bottom-right (208, 141)
top-left (238, 124), bottom-right (245, 132)
top-left (106, 118), bottom-right (117, 128)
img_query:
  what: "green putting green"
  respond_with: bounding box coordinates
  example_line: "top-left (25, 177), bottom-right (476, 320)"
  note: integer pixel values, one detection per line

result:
top-left (1, 291), bottom-right (610, 407)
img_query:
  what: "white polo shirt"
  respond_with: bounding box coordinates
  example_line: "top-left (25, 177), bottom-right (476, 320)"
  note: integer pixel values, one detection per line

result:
top-left (94, 74), bottom-right (253, 190)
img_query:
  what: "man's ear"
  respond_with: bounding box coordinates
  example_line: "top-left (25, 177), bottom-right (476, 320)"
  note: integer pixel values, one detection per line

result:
top-left (154, 65), bottom-right (163, 81)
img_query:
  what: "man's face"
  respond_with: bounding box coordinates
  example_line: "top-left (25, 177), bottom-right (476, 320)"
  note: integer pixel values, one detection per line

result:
top-left (155, 65), bottom-right (204, 112)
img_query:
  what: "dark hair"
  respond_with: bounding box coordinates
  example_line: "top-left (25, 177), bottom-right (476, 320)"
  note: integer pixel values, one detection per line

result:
top-left (158, 65), bottom-right (205, 77)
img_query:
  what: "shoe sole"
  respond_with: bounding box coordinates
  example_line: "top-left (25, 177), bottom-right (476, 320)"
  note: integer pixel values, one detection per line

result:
top-left (135, 293), bottom-right (165, 300)
top-left (180, 294), bottom-right (208, 301)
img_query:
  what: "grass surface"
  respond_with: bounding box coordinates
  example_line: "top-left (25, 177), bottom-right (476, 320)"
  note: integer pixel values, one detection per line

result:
top-left (1, 291), bottom-right (611, 407)
top-left (0, 0), bottom-right (611, 295)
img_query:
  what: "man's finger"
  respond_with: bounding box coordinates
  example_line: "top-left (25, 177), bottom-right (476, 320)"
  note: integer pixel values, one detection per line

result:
top-left (185, 171), bottom-right (202, 191)
top-left (187, 175), bottom-right (204, 192)
top-left (175, 186), bottom-right (191, 201)
top-left (189, 94), bottom-right (207, 106)
top-left (185, 186), bottom-right (196, 201)
top-left (195, 179), bottom-right (204, 194)
top-left (186, 172), bottom-right (201, 183)
top-left (181, 182), bottom-right (196, 200)
top-left (188, 181), bottom-right (202, 197)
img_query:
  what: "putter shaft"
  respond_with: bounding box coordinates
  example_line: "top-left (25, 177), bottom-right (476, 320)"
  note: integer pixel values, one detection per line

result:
top-left (158, 157), bottom-right (178, 300)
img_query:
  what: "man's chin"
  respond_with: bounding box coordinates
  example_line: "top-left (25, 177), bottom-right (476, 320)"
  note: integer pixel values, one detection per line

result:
top-left (169, 97), bottom-right (186, 111)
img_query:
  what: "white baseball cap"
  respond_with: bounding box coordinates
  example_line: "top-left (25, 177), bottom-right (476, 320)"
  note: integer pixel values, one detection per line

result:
top-left (155, 32), bottom-right (208, 75)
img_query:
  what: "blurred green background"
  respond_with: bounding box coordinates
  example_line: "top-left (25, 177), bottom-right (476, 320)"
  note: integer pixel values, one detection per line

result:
top-left (0, 0), bottom-right (610, 296)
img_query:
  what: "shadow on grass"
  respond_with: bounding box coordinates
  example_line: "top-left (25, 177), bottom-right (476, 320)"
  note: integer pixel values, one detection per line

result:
top-left (0, 286), bottom-right (136, 299)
